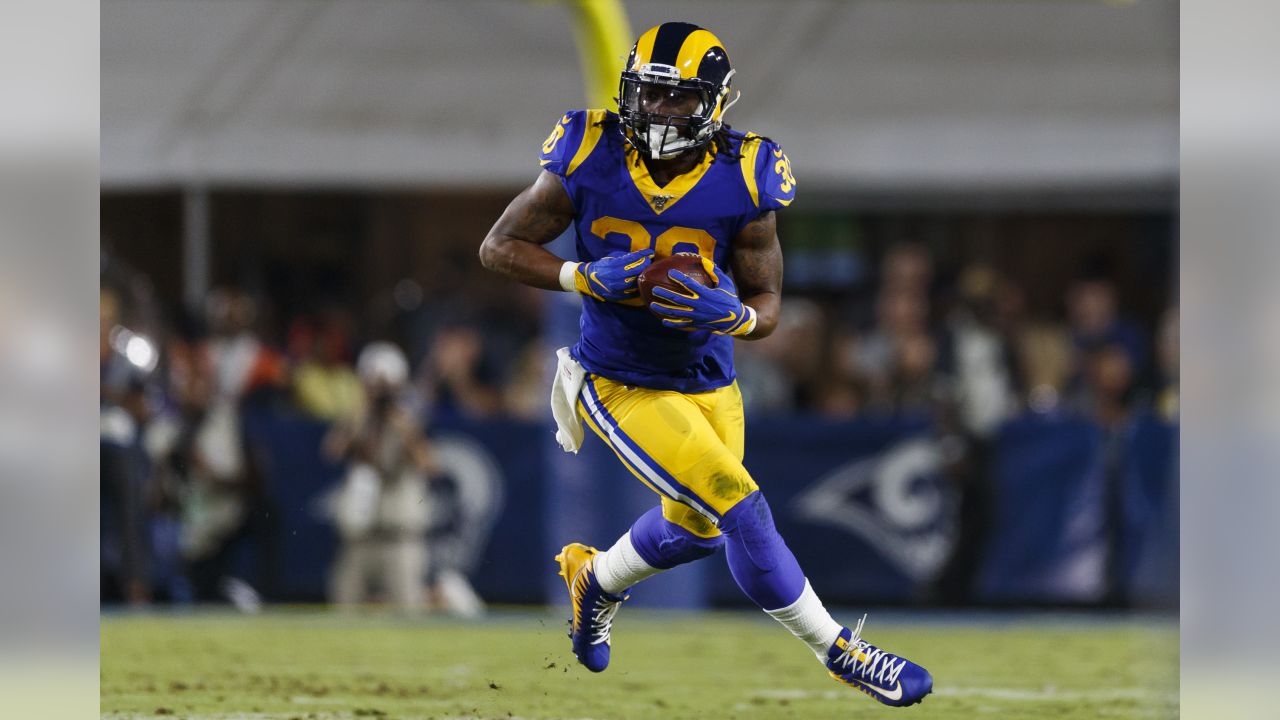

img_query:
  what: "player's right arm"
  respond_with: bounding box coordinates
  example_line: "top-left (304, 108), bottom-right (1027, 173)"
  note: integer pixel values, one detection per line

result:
top-left (481, 110), bottom-right (652, 298)
top-left (479, 171), bottom-right (653, 299)
top-left (478, 170), bottom-right (577, 292)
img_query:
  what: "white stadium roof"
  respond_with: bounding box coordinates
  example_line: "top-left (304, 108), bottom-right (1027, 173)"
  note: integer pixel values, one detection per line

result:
top-left (102, 0), bottom-right (1177, 193)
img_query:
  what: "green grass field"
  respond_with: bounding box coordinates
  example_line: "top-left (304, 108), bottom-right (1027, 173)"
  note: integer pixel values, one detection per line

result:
top-left (101, 609), bottom-right (1177, 720)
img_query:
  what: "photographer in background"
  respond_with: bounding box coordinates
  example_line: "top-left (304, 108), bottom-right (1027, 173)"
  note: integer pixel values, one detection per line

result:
top-left (324, 342), bottom-right (434, 611)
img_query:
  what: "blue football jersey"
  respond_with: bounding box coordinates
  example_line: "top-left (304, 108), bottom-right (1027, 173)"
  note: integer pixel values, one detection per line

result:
top-left (540, 109), bottom-right (796, 393)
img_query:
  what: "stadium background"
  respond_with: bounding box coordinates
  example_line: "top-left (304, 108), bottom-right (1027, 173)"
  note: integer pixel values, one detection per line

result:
top-left (100, 1), bottom-right (1177, 717)
top-left (102, 0), bottom-right (1177, 609)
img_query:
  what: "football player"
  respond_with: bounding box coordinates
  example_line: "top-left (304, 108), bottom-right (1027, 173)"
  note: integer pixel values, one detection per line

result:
top-left (479, 21), bottom-right (932, 707)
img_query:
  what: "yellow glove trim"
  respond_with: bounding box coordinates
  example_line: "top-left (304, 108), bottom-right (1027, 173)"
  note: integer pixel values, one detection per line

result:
top-left (726, 305), bottom-right (758, 337)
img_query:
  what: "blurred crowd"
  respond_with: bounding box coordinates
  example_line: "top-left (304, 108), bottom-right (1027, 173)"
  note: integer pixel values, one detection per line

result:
top-left (738, 242), bottom-right (1178, 431)
top-left (100, 238), bottom-right (1177, 607)
top-left (100, 252), bottom-right (504, 611)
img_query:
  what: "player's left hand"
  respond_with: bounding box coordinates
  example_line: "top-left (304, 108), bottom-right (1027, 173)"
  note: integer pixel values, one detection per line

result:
top-left (649, 259), bottom-right (758, 337)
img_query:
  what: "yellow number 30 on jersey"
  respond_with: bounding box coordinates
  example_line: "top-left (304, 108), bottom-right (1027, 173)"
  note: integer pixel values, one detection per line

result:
top-left (773, 148), bottom-right (795, 194)
top-left (590, 217), bottom-right (717, 263)
top-left (542, 115), bottom-right (569, 155)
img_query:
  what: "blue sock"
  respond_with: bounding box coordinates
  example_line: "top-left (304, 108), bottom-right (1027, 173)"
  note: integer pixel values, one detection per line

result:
top-left (719, 492), bottom-right (807, 611)
top-left (628, 506), bottom-right (725, 569)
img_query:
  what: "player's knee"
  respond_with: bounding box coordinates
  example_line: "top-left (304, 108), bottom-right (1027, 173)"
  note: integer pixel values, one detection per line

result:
top-left (631, 508), bottom-right (725, 568)
top-left (653, 530), bottom-right (724, 567)
top-left (684, 531), bottom-right (726, 557)
top-left (662, 520), bottom-right (726, 566)
top-left (718, 491), bottom-right (785, 572)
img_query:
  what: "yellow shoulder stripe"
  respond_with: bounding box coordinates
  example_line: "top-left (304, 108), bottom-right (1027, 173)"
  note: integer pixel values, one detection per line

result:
top-left (566, 109), bottom-right (607, 176)
top-left (738, 133), bottom-right (763, 208)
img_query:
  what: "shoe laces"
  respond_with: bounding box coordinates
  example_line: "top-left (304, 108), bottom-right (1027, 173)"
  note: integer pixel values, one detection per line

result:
top-left (833, 614), bottom-right (907, 687)
top-left (589, 595), bottom-right (622, 645)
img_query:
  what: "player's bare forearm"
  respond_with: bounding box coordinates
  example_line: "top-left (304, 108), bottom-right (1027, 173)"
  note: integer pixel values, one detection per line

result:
top-left (479, 171), bottom-right (576, 291)
top-left (731, 211), bottom-right (784, 340)
top-left (741, 292), bottom-right (781, 340)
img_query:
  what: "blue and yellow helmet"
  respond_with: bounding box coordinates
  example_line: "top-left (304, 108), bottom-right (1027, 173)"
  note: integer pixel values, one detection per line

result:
top-left (618, 22), bottom-right (737, 159)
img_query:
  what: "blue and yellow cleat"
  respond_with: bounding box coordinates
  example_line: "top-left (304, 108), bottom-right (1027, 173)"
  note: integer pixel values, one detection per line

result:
top-left (825, 616), bottom-right (933, 707)
top-left (555, 543), bottom-right (627, 673)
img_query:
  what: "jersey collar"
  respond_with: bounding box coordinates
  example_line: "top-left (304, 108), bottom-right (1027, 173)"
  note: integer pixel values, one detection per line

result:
top-left (626, 146), bottom-right (715, 215)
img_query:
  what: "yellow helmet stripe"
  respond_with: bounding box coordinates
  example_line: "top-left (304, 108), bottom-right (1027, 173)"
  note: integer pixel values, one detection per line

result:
top-left (631, 25), bottom-right (660, 70)
top-left (675, 29), bottom-right (725, 80)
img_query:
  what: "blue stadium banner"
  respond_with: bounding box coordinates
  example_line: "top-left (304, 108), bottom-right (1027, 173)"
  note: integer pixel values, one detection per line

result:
top-left (197, 410), bottom-right (1175, 607)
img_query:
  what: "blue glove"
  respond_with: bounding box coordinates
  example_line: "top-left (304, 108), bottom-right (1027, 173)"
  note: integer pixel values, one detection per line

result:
top-left (649, 260), bottom-right (758, 336)
top-left (572, 249), bottom-right (654, 302)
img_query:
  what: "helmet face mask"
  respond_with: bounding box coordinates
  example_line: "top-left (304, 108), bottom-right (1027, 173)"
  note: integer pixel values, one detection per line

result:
top-left (618, 73), bottom-right (717, 159)
top-left (617, 23), bottom-right (735, 160)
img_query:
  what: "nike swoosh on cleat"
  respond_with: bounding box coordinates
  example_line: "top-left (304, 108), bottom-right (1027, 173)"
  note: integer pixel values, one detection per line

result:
top-left (856, 679), bottom-right (903, 701)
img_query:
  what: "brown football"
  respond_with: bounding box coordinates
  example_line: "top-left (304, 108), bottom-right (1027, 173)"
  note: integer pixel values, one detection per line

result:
top-left (638, 252), bottom-right (712, 310)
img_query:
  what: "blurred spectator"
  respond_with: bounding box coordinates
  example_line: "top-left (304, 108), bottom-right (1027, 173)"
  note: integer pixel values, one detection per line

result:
top-left (737, 298), bottom-right (825, 415)
top-left (1155, 306), bottom-right (1178, 422)
top-left (1078, 343), bottom-right (1138, 428)
top-left (325, 342), bottom-right (436, 612)
top-left (1015, 323), bottom-right (1075, 414)
top-left (889, 330), bottom-right (939, 414)
top-left (1067, 276), bottom-right (1147, 382)
top-left (502, 338), bottom-right (550, 421)
top-left (100, 283), bottom-right (155, 605)
top-left (420, 325), bottom-right (503, 420)
top-left (821, 243), bottom-right (941, 419)
top-left (851, 284), bottom-right (935, 415)
top-left (932, 265), bottom-right (1015, 604)
top-left (290, 308), bottom-right (363, 421)
top-left (982, 274), bottom-right (1075, 414)
top-left (173, 288), bottom-right (287, 607)
top-left (1059, 272), bottom-right (1150, 427)
top-left (1073, 340), bottom-right (1144, 605)
top-left (823, 329), bottom-right (867, 419)
top-left (938, 264), bottom-right (1016, 436)
top-left (881, 242), bottom-right (934, 295)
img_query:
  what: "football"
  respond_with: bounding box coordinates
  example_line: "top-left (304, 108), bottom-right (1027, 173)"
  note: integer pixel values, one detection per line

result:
top-left (638, 252), bottom-right (712, 309)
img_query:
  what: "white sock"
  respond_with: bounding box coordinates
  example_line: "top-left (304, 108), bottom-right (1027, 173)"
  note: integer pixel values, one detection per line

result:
top-left (592, 531), bottom-right (664, 595)
top-left (764, 579), bottom-right (844, 662)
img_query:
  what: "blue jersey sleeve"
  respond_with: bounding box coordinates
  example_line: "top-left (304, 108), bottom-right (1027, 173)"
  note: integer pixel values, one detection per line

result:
top-left (755, 138), bottom-right (796, 211)
top-left (538, 109), bottom-right (608, 178)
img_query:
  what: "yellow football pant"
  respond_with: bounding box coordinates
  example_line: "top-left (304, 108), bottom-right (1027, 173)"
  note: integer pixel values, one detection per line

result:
top-left (577, 373), bottom-right (759, 538)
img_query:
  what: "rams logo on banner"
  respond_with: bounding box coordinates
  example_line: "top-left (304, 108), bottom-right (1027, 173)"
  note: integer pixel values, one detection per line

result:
top-left (790, 438), bottom-right (956, 582)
